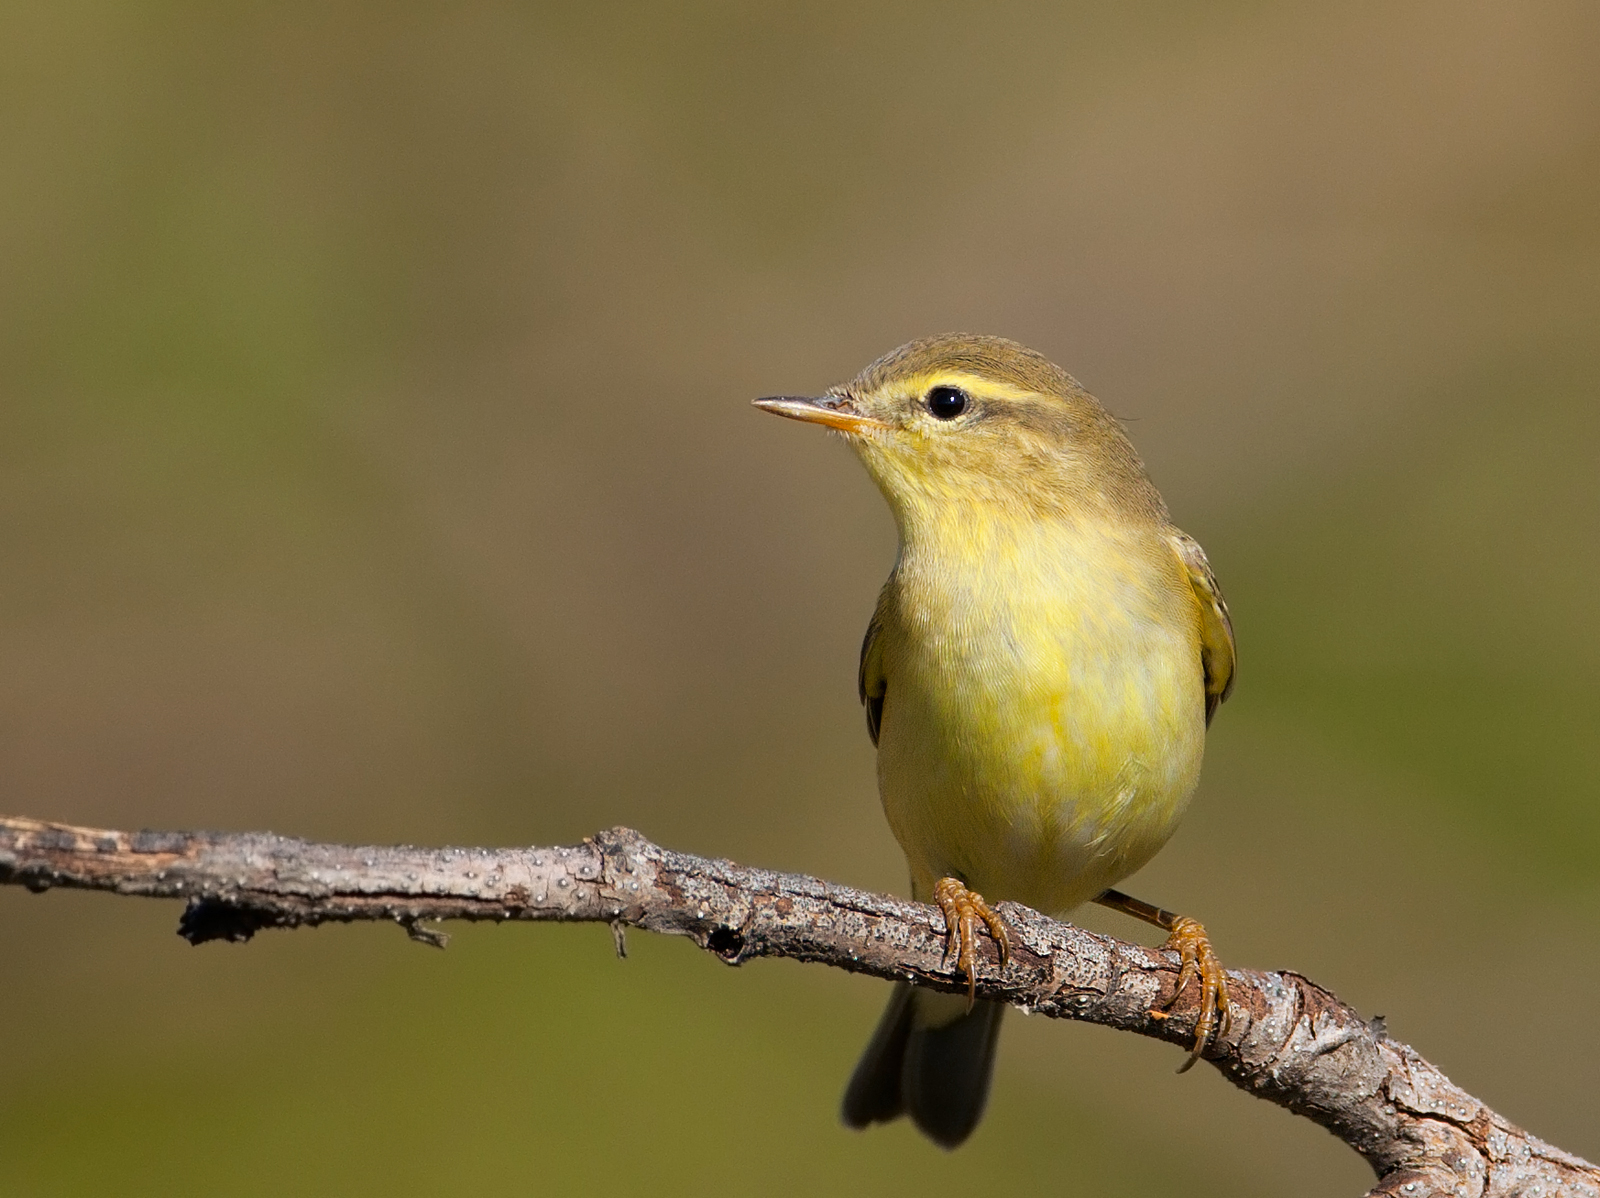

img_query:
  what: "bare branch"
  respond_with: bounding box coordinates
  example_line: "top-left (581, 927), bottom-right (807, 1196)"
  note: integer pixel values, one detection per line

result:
top-left (1, 814), bottom-right (1593, 1198)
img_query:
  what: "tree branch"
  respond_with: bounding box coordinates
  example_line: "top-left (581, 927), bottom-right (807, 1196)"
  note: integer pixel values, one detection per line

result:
top-left (0, 815), bottom-right (1591, 1197)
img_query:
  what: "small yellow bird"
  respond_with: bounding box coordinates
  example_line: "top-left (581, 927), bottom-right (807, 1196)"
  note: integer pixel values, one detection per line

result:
top-left (755, 334), bottom-right (1235, 1148)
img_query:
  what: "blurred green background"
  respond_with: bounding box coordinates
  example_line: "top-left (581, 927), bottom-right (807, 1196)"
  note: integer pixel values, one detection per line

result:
top-left (2, 2), bottom-right (1598, 1193)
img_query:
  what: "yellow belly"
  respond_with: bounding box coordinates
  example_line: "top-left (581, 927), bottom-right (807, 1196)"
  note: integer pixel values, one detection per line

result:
top-left (874, 519), bottom-right (1207, 916)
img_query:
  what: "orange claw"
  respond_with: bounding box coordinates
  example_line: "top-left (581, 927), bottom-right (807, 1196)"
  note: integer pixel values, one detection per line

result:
top-left (1156, 915), bottom-right (1232, 1072)
top-left (932, 877), bottom-right (1011, 1009)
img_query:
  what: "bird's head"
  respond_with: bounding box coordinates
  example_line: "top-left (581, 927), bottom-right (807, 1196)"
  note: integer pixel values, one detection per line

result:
top-left (755, 333), bottom-right (1163, 527)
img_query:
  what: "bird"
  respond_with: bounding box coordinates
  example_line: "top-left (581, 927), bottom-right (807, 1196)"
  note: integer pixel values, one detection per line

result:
top-left (753, 334), bottom-right (1235, 1149)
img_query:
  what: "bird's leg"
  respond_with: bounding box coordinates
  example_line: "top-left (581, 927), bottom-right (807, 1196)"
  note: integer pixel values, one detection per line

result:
top-left (932, 877), bottom-right (1011, 1010)
top-left (1094, 888), bottom-right (1231, 1072)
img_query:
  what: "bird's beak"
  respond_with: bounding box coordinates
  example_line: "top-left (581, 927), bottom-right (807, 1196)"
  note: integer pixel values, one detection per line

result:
top-left (752, 394), bottom-right (887, 435)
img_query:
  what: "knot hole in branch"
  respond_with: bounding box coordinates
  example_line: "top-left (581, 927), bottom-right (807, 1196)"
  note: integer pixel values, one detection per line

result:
top-left (706, 925), bottom-right (745, 962)
top-left (178, 899), bottom-right (273, 945)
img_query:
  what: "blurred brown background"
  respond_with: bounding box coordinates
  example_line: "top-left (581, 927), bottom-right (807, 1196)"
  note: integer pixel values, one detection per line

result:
top-left (2, 2), bottom-right (1598, 1193)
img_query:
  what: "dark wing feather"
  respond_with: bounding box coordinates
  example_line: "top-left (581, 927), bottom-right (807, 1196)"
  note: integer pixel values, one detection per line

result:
top-left (859, 587), bottom-right (889, 746)
top-left (1169, 531), bottom-right (1236, 726)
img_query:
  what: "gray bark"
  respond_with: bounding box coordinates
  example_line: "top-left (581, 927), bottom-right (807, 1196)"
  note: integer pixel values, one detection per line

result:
top-left (1, 814), bottom-right (1593, 1198)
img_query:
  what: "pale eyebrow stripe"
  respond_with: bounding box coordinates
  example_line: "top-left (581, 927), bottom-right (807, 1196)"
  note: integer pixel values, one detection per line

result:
top-left (878, 371), bottom-right (1043, 404)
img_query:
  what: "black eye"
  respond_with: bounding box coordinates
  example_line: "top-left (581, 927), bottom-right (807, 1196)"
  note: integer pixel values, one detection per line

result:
top-left (926, 385), bottom-right (969, 420)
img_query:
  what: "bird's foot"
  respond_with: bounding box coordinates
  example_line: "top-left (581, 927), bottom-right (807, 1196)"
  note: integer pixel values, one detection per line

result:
top-left (1152, 915), bottom-right (1231, 1072)
top-left (932, 877), bottom-right (1010, 1009)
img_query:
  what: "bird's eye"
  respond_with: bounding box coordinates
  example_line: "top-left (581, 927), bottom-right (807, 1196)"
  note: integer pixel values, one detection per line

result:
top-left (926, 385), bottom-right (969, 420)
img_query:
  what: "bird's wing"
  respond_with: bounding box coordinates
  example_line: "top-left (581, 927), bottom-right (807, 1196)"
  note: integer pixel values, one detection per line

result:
top-left (859, 587), bottom-right (890, 746)
top-left (1169, 531), bottom-right (1236, 726)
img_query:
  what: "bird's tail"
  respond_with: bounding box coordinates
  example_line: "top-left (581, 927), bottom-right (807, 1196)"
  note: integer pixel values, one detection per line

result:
top-left (841, 982), bottom-right (1005, 1149)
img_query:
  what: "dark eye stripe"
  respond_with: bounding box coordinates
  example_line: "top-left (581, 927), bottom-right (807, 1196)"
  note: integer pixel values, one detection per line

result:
top-left (927, 385), bottom-right (969, 420)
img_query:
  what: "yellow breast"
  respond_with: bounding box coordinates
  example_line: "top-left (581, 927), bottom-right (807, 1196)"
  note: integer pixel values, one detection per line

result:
top-left (872, 513), bottom-right (1207, 915)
